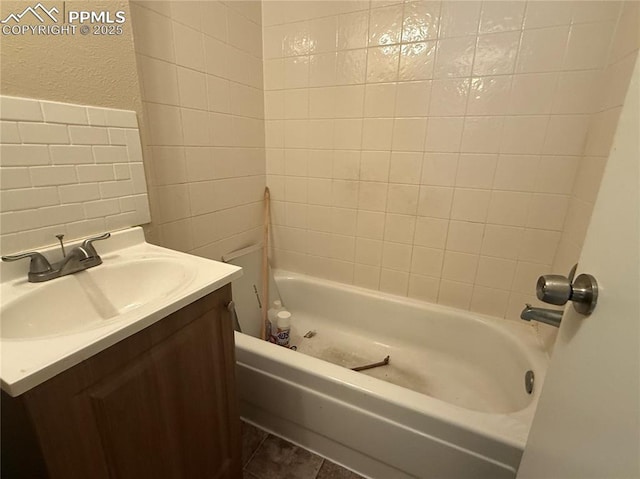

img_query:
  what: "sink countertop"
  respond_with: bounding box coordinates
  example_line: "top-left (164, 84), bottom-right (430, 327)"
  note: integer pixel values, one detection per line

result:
top-left (0, 227), bottom-right (242, 397)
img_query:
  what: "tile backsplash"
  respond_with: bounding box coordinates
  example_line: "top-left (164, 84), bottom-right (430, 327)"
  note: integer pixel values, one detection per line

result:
top-left (0, 95), bottom-right (150, 255)
top-left (263, 0), bottom-right (632, 320)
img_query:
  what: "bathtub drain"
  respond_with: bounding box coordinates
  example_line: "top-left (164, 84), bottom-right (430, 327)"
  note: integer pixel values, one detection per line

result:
top-left (525, 370), bottom-right (535, 394)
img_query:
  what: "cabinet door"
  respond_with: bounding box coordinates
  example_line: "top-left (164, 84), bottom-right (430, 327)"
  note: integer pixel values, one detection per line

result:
top-left (24, 286), bottom-right (242, 479)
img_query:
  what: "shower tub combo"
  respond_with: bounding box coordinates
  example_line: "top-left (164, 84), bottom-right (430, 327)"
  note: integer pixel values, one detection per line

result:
top-left (234, 271), bottom-right (548, 479)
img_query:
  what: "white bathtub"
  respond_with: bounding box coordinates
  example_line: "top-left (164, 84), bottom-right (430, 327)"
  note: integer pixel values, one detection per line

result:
top-left (234, 271), bottom-right (548, 479)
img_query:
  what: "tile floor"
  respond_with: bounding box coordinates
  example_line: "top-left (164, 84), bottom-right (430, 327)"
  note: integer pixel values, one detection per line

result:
top-left (242, 421), bottom-right (365, 479)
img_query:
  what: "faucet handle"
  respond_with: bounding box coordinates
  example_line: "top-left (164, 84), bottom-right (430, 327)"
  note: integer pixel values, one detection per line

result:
top-left (81, 232), bottom-right (111, 256)
top-left (1, 252), bottom-right (53, 274)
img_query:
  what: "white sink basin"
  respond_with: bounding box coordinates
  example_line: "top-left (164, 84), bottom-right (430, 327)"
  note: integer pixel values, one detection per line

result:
top-left (0, 227), bottom-right (242, 396)
top-left (1, 257), bottom-right (195, 339)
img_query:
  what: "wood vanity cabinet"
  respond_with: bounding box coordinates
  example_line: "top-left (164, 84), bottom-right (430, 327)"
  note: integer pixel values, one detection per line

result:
top-left (1, 285), bottom-right (243, 479)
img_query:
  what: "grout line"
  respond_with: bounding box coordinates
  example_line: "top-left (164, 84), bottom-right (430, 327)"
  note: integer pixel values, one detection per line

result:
top-left (242, 428), bottom-right (270, 471)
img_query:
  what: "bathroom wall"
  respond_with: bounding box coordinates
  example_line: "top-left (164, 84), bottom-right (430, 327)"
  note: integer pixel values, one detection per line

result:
top-left (0, 95), bottom-right (150, 255)
top-left (0, 1), bottom-right (142, 117)
top-left (263, 0), bottom-right (627, 320)
top-left (553, 1), bottom-right (640, 275)
top-left (537, 1), bottom-right (640, 350)
top-left (130, 1), bottom-right (266, 261)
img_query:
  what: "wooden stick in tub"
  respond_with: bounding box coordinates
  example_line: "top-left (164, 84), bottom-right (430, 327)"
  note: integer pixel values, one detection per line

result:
top-left (261, 187), bottom-right (271, 341)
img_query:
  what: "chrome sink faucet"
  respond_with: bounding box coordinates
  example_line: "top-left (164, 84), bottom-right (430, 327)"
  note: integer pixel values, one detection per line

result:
top-left (2, 233), bottom-right (111, 283)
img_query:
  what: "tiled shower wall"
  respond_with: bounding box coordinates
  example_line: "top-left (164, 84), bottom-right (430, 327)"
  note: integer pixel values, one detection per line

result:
top-left (553, 1), bottom-right (639, 275)
top-left (130, 1), bottom-right (266, 260)
top-left (263, 0), bottom-right (629, 320)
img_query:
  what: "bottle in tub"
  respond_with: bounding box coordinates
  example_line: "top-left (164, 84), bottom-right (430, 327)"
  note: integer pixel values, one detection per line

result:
top-left (275, 310), bottom-right (292, 348)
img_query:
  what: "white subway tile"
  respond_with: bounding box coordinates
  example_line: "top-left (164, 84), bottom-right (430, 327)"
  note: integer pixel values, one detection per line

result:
top-left (0, 210), bottom-right (39, 234)
top-left (30, 166), bottom-right (77, 186)
top-left (0, 186), bottom-right (59, 210)
top-left (99, 180), bottom-right (134, 199)
top-left (107, 128), bottom-right (128, 146)
top-left (92, 145), bottom-right (128, 164)
top-left (18, 123), bottom-right (69, 144)
top-left (76, 164), bottom-right (116, 182)
top-left (87, 108), bottom-right (107, 126)
top-left (106, 211), bottom-right (141, 231)
top-left (113, 164), bottom-right (131, 180)
top-left (0, 167), bottom-right (31, 189)
top-left (1, 121), bottom-right (21, 143)
top-left (125, 129), bottom-right (144, 162)
top-left (0, 145), bottom-right (49, 166)
top-left (69, 126), bottom-right (109, 145)
top-left (83, 198), bottom-right (121, 219)
top-left (49, 145), bottom-right (93, 165)
top-left (0, 96), bottom-right (43, 121)
top-left (41, 101), bottom-right (88, 125)
top-left (37, 204), bottom-right (85, 228)
top-left (58, 183), bottom-right (101, 204)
